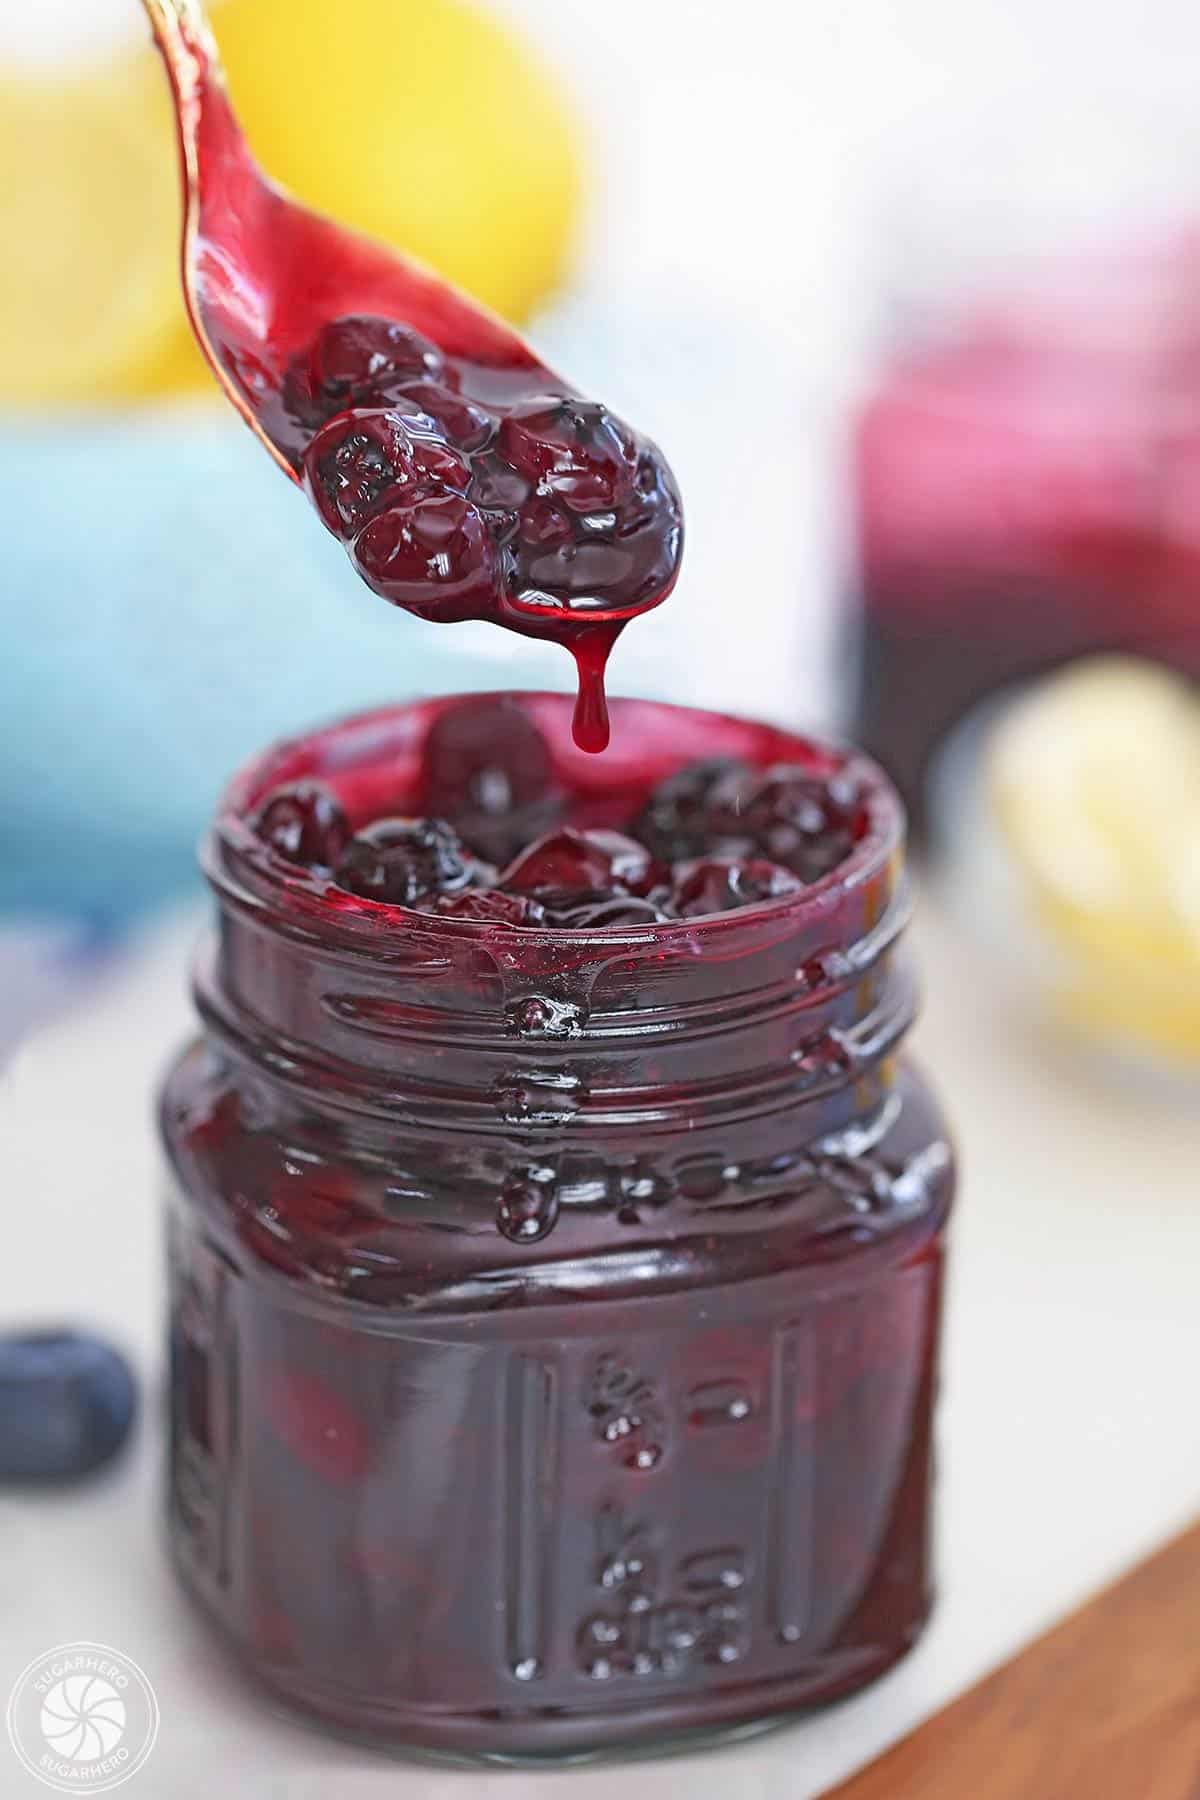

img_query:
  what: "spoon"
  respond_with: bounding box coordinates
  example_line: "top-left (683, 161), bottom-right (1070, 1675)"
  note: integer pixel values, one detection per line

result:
top-left (140, 0), bottom-right (542, 477)
top-left (140, 0), bottom-right (684, 751)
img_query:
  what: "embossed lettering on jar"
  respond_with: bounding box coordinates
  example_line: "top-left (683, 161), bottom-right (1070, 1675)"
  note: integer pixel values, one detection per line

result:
top-left (160, 694), bottom-right (955, 1763)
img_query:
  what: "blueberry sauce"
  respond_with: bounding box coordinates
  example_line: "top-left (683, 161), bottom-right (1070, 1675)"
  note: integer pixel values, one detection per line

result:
top-left (290, 321), bottom-right (683, 753)
top-left (250, 695), bottom-right (862, 924)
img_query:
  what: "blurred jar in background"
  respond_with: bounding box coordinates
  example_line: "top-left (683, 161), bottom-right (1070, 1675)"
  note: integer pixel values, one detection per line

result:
top-left (847, 85), bottom-right (1200, 837)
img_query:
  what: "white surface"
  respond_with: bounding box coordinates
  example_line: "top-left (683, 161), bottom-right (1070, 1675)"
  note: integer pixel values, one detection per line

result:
top-left (3, 897), bottom-right (1200, 1799)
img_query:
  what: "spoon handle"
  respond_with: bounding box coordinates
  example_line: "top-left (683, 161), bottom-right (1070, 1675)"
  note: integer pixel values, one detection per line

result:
top-left (139, 0), bottom-right (295, 473)
top-left (141, 0), bottom-right (220, 75)
top-left (140, 0), bottom-right (222, 108)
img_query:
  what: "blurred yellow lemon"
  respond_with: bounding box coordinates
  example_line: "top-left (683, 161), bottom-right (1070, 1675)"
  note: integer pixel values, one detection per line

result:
top-left (0, 68), bottom-right (182, 406)
top-left (207, 0), bottom-right (582, 325)
top-left (988, 657), bottom-right (1200, 1062)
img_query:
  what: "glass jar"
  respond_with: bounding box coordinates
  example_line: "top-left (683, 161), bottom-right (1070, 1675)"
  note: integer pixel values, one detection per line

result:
top-left (159, 693), bottom-right (955, 1763)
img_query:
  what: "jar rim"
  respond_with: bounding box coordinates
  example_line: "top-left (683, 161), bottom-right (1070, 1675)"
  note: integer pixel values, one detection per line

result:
top-left (207, 693), bottom-right (905, 952)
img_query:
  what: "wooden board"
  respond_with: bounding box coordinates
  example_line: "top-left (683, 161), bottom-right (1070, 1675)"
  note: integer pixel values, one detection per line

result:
top-left (821, 1519), bottom-right (1200, 1800)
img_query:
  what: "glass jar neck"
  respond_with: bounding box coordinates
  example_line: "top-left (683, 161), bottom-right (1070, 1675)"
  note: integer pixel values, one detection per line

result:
top-left (194, 696), bottom-right (915, 1248)
top-left (197, 842), bottom-right (912, 1152)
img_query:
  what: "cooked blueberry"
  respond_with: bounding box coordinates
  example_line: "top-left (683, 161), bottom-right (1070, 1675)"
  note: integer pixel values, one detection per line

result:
top-left (670, 856), bottom-right (803, 918)
top-left (0, 1330), bottom-right (137, 1483)
top-left (421, 696), bottom-right (562, 864)
top-left (500, 827), bottom-right (654, 899)
top-left (513, 491), bottom-right (575, 555)
top-left (352, 490), bottom-right (499, 621)
top-left (302, 409), bottom-right (470, 538)
top-left (507, 488), bottom-right (682, 619)
top-left (307, 315), bottom-right (445, 412)
top-left (710, 763), bottom-right (861, 883)
top-left (498, 397), bottom-right (640, 515)
top-left (335, 817), bottom-right (485, 905)
top-left (251, 780), bottom-right (349, 870)
top-left (471, 400), bottom-right (683, 623)
top-left (606, 449), bottom-right (685, 602)
top-left (467, 448), bottom-right (533, 512)
top-left (385, 381), bottom-right (494, 452)
top-left (303, 416), bottom-right (403, 535)
top-left (633, 757), bottom-right (753, 861)
top-left (432, 889), bottom-right (547, 925)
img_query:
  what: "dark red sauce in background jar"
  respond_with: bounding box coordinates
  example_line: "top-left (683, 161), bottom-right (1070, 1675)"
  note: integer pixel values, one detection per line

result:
top-left (160, 693), bottom-right (954, 1762)
top-left (850, 229), bottom-right (1200, 835)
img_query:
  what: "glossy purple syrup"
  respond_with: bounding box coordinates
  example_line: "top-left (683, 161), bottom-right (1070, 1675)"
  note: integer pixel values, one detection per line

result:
top-left (161, 694), bottom-right (955, 1762)
top-left (248, 695), bottom-right (861, 926)
top-left (146, 4), bottom-right (683, 752)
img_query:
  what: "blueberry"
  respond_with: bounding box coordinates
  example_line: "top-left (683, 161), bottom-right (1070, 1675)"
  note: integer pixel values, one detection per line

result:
top-left (468, 448), bottom-right (532, 512)
top-left (302, 409), bottom-right (470, 539)
top-left (0, 1330), bottom-right (137, 1483)
top-left (669, 856), bottom-right (803, 917)
top-left (498, 397), bottom-right (640, 514)
top-left (251, 780), bottom-right (349, 870)
top-left (632, 758), bottom-right (752, 862)
top-left (490, 406), bottom-right (682, 622)
top-left (385, 382), bottom-right (494, 452)
top-left (335, 817), bottom-right (486, 906)
top-left (710, 763), bottom-right (861, 884)
top-left (307, 315), bottom-right (445, 413)
top-left (352, 490), bottom-right (499, 621)
top-left (499, 827), bottom-right (655, 899)
top-left (433, 889), bottom-right (547, 925)
top-left (421, 696), bottom-right (561, 866)
top-left (633, 758), bottom-right (860, 883)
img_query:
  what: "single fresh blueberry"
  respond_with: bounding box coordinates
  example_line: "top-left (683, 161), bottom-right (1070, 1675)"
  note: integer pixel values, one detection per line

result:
top-left (0, 1330), bottom-right (138, 1483)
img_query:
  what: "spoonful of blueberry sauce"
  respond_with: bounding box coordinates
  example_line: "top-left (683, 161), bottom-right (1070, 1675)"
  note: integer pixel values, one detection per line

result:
top-left (140, 0), bottom-right (683, 750)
